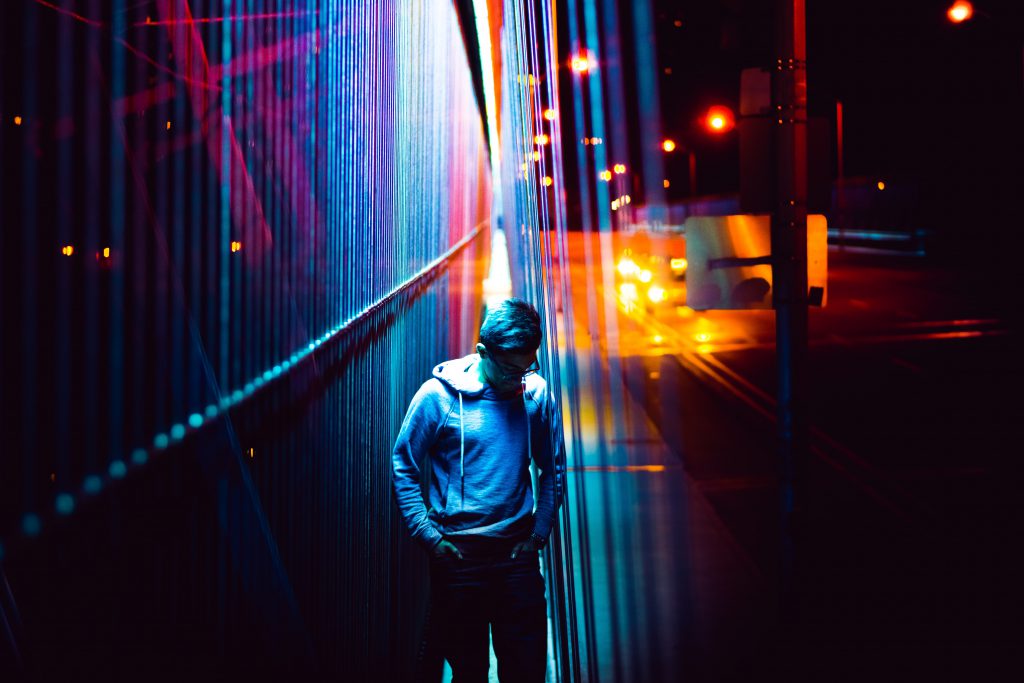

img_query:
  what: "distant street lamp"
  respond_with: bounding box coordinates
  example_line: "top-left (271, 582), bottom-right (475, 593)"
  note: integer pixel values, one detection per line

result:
top-left (661, 139), bottom-right (698, 196)
top-left (570, 52), bottom-right (596, 74)
top-left (946, 1), bottom-right (974, 23)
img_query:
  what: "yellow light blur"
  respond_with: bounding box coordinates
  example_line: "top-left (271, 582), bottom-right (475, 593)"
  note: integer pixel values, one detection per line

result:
top-left (532, 151), bottom-right (541, 161)
top-left (543, 108), bottom-right (557, 121)
top-left (613, 163), bottom-right (626, 174)
top-left (166, 121), bottom-right (172, 130)
top-left (570, 54), bottom-right (594, 74)
top-left (611, 200), bottom-right (619, 211)
top-left (624, 195), bottom-right (631, 204)
top-left (638, 269), bottom-right (652, 283)
top-left (877, 181), bottom-right (886, 191)
top-left (697, 344), bottom-right (713, 354)
top-left (534, 134), bottom-right (549, 145)
top-left (249, 447), bottom-right (254, 458)
top-left (662, 139), bottom-right (676, 152)
top-left (542, 176), bottom-right (553, 187)
top-left (521, 162), bottom-right (528, 171)
top-left (677, 306), bottom-right (694, 318)
top-left (617, 257), bottom-right (639, 277)
top-left (947, 1), bottom-right (973, 23)
top-left (709, 115), bottom-right (725, 130)
top-left (652, 335), bottom-right (664, 345)
top-left (231, 240), bottom-right (242, 253)
top-left (663, 179), bottom-right (670, 188)
top-left (647, 285), bottom-right (666, 303)
top-left (694, 332), bottom-right (711, 343)
top-left (670, 257), bottom-right (688, 271)
top-left (102, 247), bottom-right (110, 258)
top-left (591, 137), bottom-right (601, 145)
top-left (14, 116), bottom-right (23, 126)
top-left (61, 245), bottom-right (74, 256)
top-left (619, 282), bottom-right (638, 301)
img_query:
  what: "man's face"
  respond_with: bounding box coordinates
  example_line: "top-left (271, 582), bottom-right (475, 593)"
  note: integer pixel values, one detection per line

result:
top-left (477, 344), bottom-right (539, 393)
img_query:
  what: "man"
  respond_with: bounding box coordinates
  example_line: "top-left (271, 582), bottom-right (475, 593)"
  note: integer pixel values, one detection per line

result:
top-left (392, 297), bottom-right (564, 682)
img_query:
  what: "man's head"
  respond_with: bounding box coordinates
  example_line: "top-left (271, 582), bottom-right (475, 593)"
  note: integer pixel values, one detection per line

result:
top-left (476, 298), bottom-right (542, 392)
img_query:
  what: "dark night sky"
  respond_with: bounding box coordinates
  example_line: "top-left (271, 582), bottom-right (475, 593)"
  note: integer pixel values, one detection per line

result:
top-left (641, 0), bottom-right (1024, 198)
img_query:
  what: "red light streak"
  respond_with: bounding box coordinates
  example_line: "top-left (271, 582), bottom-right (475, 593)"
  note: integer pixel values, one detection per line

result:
top-left (134, 11), bottom-right (318, 27)
top-left (30, 0), bottom-right (104, 28)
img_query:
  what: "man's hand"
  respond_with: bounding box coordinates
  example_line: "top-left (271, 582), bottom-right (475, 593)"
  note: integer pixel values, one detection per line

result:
top-left (432, 538), bottom-right (464, 560)
top-left (510, 535), bottom-right (541, 559)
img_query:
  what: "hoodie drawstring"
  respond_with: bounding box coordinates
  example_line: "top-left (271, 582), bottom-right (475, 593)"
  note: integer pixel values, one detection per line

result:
top-left (523, 380), bottom-right (532, 466)
top-left (458, 392), bottom-right (465, 500)
top-left (456, 383), bottom-right (532, 507)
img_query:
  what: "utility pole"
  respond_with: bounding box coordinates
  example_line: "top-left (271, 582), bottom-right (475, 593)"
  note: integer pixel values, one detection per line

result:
top-left (836, 100), bottom-right (845, 249)
top-left (772, 0), bottom-right (809, 623)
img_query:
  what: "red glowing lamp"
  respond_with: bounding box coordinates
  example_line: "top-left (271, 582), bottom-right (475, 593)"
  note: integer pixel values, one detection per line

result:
top-left (703, 105), bottom-right (735, 134)
top-left (947, 1), bottom-right (973, 23)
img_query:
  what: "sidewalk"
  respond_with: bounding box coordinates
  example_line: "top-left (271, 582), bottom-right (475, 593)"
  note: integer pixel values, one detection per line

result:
top-left (560, 331), bottom-right (776, 682)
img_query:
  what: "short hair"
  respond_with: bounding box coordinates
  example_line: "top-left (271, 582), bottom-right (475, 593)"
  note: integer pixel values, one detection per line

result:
top-left (479, 298), bottom-right (542, 353)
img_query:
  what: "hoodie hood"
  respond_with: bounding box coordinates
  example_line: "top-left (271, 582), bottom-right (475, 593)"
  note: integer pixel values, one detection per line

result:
top-left (433, 353), bottom-right (543, 399)
top-left (432, 353), bottom-right (489, 396)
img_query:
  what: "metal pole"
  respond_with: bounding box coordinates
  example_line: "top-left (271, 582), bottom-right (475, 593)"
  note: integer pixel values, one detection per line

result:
top-left (771, 0), bottom-right (809, 623)
top-left (836, 99), bottom-right (845, 250)
top-left (688, 150), bottom-right (697, 197)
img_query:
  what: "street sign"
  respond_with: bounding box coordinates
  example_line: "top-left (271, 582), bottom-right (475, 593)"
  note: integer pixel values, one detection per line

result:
top-left (683, 214), bottom-right (827, 310)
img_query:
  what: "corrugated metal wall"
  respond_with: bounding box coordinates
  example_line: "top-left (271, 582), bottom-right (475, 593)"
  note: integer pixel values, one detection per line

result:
top-left (495, 1), bottom-right (591, 681)
top-left (0, 1), bottom-right (490, 679)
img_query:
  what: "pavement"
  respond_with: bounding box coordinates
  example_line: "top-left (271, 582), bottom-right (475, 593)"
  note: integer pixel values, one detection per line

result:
top-left (553, 231), bottom-right (1024, 682)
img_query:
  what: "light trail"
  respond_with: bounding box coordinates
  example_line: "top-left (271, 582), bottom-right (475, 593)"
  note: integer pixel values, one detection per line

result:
top-left (134, 11), bottom-right (318, 27)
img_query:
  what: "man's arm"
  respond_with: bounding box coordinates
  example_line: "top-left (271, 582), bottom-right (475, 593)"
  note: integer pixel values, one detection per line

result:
top-left (529, 392), bottom-right (566, 544)
top-left (391, 380), bottom-right (448, 550)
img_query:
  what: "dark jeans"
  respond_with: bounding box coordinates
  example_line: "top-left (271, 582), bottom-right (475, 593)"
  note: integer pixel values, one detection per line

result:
top-left (427, 539), bottom-right (547, 683)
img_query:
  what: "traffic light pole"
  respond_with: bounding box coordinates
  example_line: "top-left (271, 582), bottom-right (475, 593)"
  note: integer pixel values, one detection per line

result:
top-left (772, 0), bottom-right (809, 623)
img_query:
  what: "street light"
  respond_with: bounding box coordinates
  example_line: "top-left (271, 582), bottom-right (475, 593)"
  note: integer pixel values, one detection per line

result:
top-left (570, 52), bottom-right (596, 74)
top-left (661, 139), bottom-right (676, 152)
top-left (946, 1), bottom-right (973, 23)
top-left (703, 105), bottom-right (736, 134)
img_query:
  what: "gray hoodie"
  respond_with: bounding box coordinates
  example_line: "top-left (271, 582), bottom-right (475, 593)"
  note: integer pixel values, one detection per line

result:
top-left (391, 353), bottom-right (564, 550)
